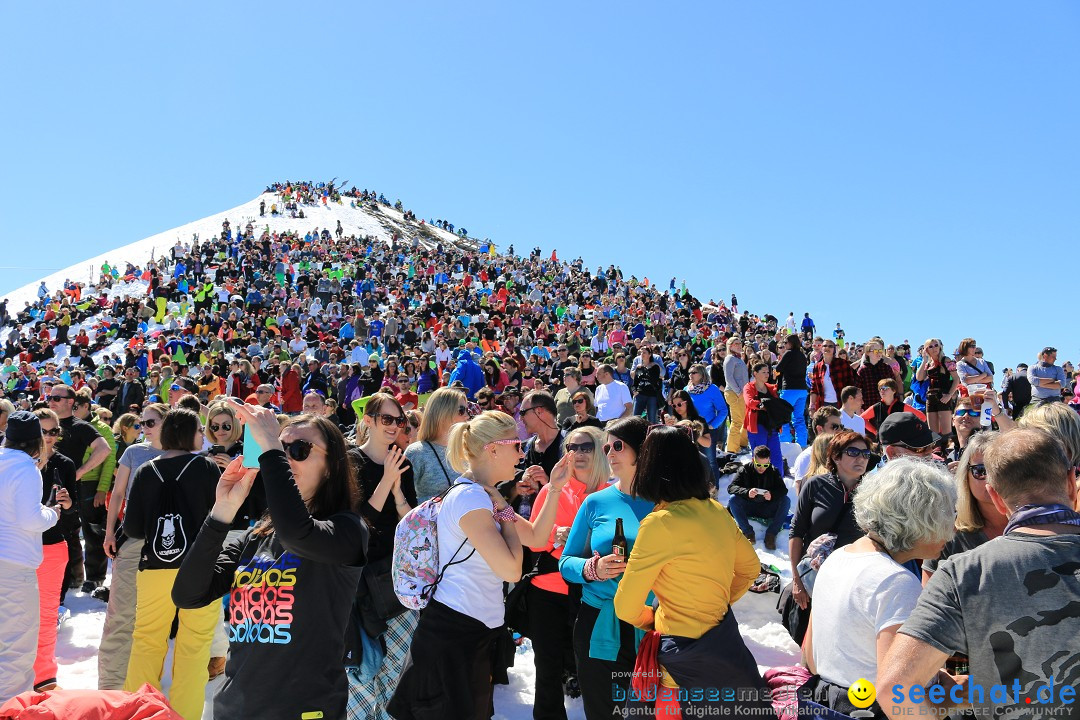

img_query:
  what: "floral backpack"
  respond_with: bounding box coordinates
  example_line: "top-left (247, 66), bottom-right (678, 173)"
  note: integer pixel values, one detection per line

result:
top-left (392, 481), bottom-right (475, 610)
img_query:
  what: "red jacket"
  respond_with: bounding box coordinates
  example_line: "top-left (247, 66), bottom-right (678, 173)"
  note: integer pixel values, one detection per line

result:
top-left (742, 381), bottom-right (779, 435)
top-left (281, 367), bottom-right (303, 413)
top-left (1, 683), bottom-right (182, 719)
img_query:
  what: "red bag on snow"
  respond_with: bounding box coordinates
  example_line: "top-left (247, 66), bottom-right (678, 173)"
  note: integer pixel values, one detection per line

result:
top-left (0, 683), bottom-right (182, 720)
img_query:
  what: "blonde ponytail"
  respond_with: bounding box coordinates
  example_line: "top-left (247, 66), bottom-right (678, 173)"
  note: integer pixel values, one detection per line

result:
top-left (445, 410), bottom-right (519, 474)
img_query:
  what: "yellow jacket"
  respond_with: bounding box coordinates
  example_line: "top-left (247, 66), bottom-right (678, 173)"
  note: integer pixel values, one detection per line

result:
top-left (614, 497), bottom-right (760, 640)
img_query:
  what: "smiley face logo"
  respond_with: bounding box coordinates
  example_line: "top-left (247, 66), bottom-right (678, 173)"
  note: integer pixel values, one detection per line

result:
top-left (848, 678), bottom-right (876, 709)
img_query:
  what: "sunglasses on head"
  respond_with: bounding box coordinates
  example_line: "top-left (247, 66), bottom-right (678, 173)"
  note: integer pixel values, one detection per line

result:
top-left (842, 447), bottom-right (872, 459)
top-left (209, 422), bottom-right (233, 433)
top-left (968, 463), bottom-right (987, 480)
top-left (282, 439), bottom-right (326, 462)
top-left (484, 438), bottom-right (522, 453)
top-left (371, 412), bottom-right (407, 428)
top-left (42, 428), bottom-right (61, 437)
top-left (955, 409), bottom-right (980, 418)
top-left (565, 441), bottom-right (595, 454)
top-left (602, 439), bottom-right (625, 454)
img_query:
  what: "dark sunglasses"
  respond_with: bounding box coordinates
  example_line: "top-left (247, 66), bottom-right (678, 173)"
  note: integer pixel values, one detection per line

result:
top-left (969, 463), bottom-right (987, 480)
top-left (842, 447), bottom-right (872, 459)
top-left (822, 422), bottom-right (842, 431)
top-left (138, 418), bottom-right (158, 429)
top-left (565, 441), bottom-right (595, 454)
top-left (42, 428), bottom-right (61, 437)
top-left (47, 394), bottom-right (72, 402)
top-left (602, 439), bottom-right (625, 454)
top-left (954, 409), bottom-right (980, 418)
top-left (372, 412), bottom-right (407, 428)
top-left (283, 439), bottom-right (326, 462)
top-left (209, 422), bottom-right (233, 433)
top-left (572, 398), bottom-right (586, 405)
top-left (456, 405), bottom-right (468, 416)
top-left (170, 384), bottom-right (183, 392)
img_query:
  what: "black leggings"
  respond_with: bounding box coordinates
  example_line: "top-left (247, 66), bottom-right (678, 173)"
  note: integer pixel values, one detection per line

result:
top-left (573, 601), bottom-right (637, 720)
top-left (527, 586), bottom-right (576, 720)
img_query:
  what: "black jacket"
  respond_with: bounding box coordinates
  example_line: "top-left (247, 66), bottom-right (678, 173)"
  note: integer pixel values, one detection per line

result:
top-left (727, 463), bottom-right (787, 503)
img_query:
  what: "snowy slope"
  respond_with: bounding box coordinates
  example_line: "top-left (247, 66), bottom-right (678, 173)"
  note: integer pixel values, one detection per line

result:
top-left (1, 192), bottom-right (472, 309)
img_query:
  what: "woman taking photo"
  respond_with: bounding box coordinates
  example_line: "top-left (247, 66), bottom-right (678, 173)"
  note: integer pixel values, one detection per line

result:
top-left (914, 338), bottom-right (959, 446)
top-left (204, 401), bottom-right (244, 468)
top-left (32, 409), bottom-right (76, 693)
top-left (123, 409), bottom-right (220, 720)
top-left (559, 418), bottom-right (654, 720)
top-left (389, 411), bottom-right (568, 720)
top-left (613, 426), bottom-right (768, 717)
top-left (527, 426), bottom-right (609, 720)
top-left (787, 431), bottom-right (871, 642)
top-left (406, 388), bottom-right (469, 503)
top-left (99, 402), bottom-right (169, 690)
top-left (631, 346), bottom-right (663, 423)
top-left (348, 394), bottom-right (417, 719)
top-left (743, 362), bottom-right (784, 467)
top-left (174, 403), bottom-right (368, 720)
top-left (804, 458), bottom-right (956, 718)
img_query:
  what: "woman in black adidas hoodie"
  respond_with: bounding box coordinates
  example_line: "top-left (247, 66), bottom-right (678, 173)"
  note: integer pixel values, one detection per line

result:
top-left (173, 402), bottom-right (368, 720)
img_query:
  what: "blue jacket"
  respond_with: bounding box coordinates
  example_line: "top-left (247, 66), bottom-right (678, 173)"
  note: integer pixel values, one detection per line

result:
top-left (449, 351), bottom-right (485, 399)
top-left (688, 384), bottom-right (729, 429)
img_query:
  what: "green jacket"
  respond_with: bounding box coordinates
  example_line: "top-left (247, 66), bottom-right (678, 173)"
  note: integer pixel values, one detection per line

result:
top-left (81, 417), bottom-right (118, 493)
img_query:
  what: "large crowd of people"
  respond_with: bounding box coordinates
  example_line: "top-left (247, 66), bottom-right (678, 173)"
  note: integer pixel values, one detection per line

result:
top-left (0, 180), bottom-right (1076, 720)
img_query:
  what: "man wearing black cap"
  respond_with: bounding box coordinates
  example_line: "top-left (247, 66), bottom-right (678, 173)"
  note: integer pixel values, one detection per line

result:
top-left (1001, 363), bottom-right (1032, 420)
top-left (878, 412), bottom-right (937, 462)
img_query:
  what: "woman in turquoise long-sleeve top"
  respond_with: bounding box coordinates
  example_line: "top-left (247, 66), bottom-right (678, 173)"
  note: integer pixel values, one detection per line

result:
top-left (559, 417), bottom-right (654, 720)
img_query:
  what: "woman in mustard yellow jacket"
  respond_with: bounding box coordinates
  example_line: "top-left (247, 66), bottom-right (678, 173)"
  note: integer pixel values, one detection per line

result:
top-left (613, 425), bottom-right (771, 716)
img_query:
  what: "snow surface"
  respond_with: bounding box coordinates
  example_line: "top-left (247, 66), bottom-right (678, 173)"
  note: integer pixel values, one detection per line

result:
top-left (32, 192), bottom-right (801, 717)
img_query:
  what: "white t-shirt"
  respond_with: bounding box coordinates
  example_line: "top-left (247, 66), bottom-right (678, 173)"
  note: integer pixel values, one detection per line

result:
top-left (822, 364), bottom-right (837, 403)
top-left (839, 409), bottom-right (866, 436)
top-left (792, 446), bottom-right (813, 483)
top-left (433, 480), bottom-right (505, 628)
top-left (595, 380), bottom-right (632, 422)
top-left (811, 548), bottom-right (922, 687)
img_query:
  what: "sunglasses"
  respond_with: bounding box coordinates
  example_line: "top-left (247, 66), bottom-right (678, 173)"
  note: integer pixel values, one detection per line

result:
top-left (753, 461), bottom-right (771, 469)
top-left (927, 343), bottom-right (940, 349)
top-left (371, 412), bottom-right (407, 428)
top-left (42, 428), bottom-right (61, 437)
top-left (822, 422), bottom-right (842, 431)
top-left (602, 439), bottom-right (626, 454)
top-left (969, 463), bottom-right (987, 481)
top-left (456, 405), bottom-right (468, 416)
top-left (894, 441), bottom-right (935, 454)
top-left (572, 398), bottom-right (586, 405)
top-left (282, 439), bottom-right (327, 462)
top-left (955, 409), bottom-right (980, 418)
top-left (209, 422), bottom-right (233, 433)
top-left (138, 418), bottom-right (158, 429)
top-left (565, 441), bottom-right (595, 454)
top-left (170, 384), bottom-right (183, 392)
top-left (484, 438), bottom-right (523, 453)
top-left (47, 394), bottom-right (72, 402)
top-left (842, 447), bottom-right (872, 459)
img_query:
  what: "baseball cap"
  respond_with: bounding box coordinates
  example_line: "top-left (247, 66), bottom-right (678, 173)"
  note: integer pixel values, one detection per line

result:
top-left (878, 413), bottom-right (933, 448)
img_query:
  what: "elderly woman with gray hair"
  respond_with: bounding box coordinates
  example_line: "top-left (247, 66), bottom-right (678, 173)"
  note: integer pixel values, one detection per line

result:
top-left (801, 458), bottom-right (957, 718)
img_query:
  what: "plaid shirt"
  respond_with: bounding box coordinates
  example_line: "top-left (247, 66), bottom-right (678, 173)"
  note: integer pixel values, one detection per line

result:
top-left (856, 360), bottom-right (895, 410)
top-left (810, 356), bottom-right (855, 403)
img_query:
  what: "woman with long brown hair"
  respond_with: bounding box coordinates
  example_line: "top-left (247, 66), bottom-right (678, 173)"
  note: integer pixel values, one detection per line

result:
top-left (174, 403), bottom-right (367, 720)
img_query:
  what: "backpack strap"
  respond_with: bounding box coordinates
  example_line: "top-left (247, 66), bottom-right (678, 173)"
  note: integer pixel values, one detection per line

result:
top-left (425, 441), bottom-right (453, 483)
top-left (147, 454), bottom-right (201, 484)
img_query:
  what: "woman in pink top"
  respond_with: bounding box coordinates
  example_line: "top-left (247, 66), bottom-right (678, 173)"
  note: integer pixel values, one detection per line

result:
top-left (527, 426), bottom-right (610, 719)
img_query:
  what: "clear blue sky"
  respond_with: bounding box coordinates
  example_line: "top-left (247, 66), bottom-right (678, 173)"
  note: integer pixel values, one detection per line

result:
top-left (2, 2), bottom-right (1077, 371)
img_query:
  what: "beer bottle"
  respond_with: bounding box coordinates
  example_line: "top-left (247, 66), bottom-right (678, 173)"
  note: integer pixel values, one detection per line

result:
top-left (612, 518), bottom-right (628, 559)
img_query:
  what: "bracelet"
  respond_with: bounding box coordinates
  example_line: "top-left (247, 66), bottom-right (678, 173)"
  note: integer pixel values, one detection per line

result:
top-left (493, 504), bottom-right (517, 523)
top-left (584, 553), bottom-right (602, 582)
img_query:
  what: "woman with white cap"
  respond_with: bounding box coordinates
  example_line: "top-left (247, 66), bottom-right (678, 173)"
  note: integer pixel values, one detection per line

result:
top-left (0, 411), bottom-right (62, 703)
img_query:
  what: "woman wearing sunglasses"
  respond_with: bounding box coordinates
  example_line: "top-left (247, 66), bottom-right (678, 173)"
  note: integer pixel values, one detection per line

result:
top-left (346, 394), bottom-right (418, 719)
top-left (523, 426), bottom-right (609, 719)
top-left (122, 409), bottom-right (221, 720)
top-left (389, 411), bottom-right (569, 720)
top-left (558, 417), bottom-right (654, 719)
top-left (613, 425), bottom-right (768, 718)
top-left (173, 401), bottom-right (366, 720)
top-left (406, 388), bottom-right (470, 504)
top-left (947, 396), bottom-right (983, 462)
top-left (914, 338), bottom-right (960, 447)
top-left (787, 431), bottom-right (871, 639)
top-left (563, 389), bottom-right (603, 433)
top-left (204, 401), bottom-right (244, 470)
top-left (922, 431), bottom-right (1001, 584)
top-left (31, 409), bottom-right (76, 692)
top-left (99, 402), bottom-right (168, 689)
